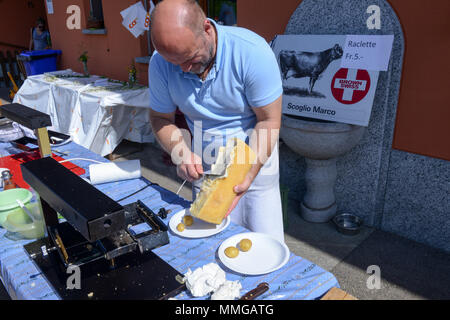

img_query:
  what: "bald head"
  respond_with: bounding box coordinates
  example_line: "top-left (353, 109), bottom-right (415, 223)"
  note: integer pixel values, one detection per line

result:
top-left (151, 0), bottom-right (206, 45)
top-left (150, 0), bottom-right (217, 75)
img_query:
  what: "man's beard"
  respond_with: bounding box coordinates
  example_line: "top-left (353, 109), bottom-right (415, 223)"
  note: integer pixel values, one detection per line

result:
top-left (189, 39), bottom-right (215, 75)
top-left (193, 62), bottom-right (209, 74)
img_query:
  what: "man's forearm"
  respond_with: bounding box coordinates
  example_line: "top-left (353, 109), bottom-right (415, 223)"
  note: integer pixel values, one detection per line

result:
top-left (249, 119), bottom-right (280, 170)
top-left (150, 116), bottom-right (192, 162)
top-left (247, 95), bottom-right (282, 177)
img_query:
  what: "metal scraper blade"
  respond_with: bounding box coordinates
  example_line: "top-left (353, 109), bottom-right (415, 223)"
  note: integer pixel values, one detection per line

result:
top-left (203, 169), bottom-right (226, 177)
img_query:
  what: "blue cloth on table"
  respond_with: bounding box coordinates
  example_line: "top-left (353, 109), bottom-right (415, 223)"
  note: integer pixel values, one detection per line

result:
top-left (0, 142), bottom-right (338, 300)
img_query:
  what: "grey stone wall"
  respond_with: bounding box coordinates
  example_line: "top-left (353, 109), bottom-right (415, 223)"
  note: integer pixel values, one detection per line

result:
top-left (381, 151), bottom-right (450, 252)
top-left (279, 0), bottom-right (449, 252)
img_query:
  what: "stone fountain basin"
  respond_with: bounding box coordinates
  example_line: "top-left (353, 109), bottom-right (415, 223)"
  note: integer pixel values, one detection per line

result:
top-left (280, 115), bottom-right (366, 160)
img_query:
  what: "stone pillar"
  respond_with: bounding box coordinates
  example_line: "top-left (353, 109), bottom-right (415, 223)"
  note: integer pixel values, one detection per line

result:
top-left (301, 158), bottom-right (337, 222)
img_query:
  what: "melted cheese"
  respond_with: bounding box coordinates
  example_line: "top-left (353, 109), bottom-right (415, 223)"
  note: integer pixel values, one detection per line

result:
top-left (190, 138), bottom-right (256, 224)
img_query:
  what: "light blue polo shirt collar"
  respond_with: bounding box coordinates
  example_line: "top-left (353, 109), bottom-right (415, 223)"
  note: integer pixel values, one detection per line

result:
top-left (171, 19), bottom-right (223, 81)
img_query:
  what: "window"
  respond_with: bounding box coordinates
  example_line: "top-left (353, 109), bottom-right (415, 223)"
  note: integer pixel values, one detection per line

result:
top-left (87, 0), bottom-right (104, 29)
top-left (198, 0), bottom-right (237, 26)
top-left (207, 0), bottom-right (237, 26)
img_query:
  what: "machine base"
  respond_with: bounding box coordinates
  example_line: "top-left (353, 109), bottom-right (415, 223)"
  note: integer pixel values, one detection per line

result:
top-left (24, 238), bottom-right (186, 300)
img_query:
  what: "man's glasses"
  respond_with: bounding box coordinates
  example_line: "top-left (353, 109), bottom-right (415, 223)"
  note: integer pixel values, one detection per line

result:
top-left (38, 25), bottom-right (44, 29)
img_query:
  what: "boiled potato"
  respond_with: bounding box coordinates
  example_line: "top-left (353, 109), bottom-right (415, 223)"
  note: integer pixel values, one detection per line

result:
top-left (239, 238), bottom-right (252, 252)
top-left (224, 246), bottom-right (239, 258)
top-left (177, 223), bottom-right (185, 232)
top-left (183, 215), bottom-right (194, 226)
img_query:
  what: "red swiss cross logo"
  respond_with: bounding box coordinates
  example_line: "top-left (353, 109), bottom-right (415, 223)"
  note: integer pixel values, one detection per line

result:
top-left (331, 68), bottom-right (371, 105)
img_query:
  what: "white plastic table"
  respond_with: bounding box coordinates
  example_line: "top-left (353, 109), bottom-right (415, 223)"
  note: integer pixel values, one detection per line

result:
top-left (13, 69), bottom-right (154, 156)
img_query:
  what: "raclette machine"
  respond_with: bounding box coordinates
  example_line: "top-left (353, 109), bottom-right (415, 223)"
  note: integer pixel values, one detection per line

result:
top-left (0, 103), bottom-right (53, 158)
top-left (0, 104), bottom-right (185, 299)
top-left (21, 158), bottom-right (185, 300)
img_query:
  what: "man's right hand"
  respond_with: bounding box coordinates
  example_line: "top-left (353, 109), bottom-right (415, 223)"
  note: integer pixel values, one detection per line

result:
top-left (176, 151), bottom-right (204, 182)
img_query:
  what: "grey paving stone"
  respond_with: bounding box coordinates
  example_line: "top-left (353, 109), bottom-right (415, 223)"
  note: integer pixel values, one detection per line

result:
top-left (284, 198), bottom-right (374, 271)
top-left (331, 229), bottom-right (450, 300)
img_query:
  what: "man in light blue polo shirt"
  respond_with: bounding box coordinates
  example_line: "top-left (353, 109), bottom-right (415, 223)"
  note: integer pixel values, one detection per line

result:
top-left (148, 0), bottom-right (284, 242)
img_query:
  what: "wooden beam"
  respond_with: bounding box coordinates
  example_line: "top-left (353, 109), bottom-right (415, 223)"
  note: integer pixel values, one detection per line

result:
top-left (0, 41), bottom-right (27, 51)
top-left (321, 287), bottom-right (357, 300)
top-left (15, 50), bottom-right (27, 81)
top-left (0, 51), bottom-right (9, 87)
top-left (34, 127), bottom-right (53, 158)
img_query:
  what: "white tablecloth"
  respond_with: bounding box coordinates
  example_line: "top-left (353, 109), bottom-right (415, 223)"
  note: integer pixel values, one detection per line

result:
top-left (13, 69), bottom-right (154, 156)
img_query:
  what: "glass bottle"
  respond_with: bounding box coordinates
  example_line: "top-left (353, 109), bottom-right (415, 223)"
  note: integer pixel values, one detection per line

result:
top-left (2, 170), bottom-right (17, 190)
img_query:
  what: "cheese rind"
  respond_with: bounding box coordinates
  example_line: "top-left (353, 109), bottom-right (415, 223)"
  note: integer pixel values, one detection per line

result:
top-left (189, 138), bottom-right (256, 224)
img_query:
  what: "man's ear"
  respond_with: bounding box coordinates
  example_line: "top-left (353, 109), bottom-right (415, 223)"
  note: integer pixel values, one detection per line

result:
top-left (203, 19), bottom-right (213, 35)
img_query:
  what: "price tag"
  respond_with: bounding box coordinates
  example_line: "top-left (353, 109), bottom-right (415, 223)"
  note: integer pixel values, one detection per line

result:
top-left (341, 35), bottom-right (394, 71)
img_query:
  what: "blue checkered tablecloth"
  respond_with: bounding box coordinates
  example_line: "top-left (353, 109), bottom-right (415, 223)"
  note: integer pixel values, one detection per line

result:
top-left (0, 141), bottom-right (338, 300)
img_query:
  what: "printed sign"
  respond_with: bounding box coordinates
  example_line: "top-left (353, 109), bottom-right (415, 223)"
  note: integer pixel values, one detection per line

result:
top-left (271, 35), bottom-right (381, 126)
top-left (341, 35), bottom-right (394, 71)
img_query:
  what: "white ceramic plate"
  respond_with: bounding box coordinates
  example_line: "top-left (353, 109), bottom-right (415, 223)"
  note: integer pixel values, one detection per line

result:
top-left (169, 209), bottom-right (230, 238)
top-left (218, 232), bottom-right (290, 275)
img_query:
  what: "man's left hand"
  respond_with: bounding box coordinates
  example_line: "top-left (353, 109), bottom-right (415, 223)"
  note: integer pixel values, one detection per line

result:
top-left (224, 167), bottom-right (258, 217)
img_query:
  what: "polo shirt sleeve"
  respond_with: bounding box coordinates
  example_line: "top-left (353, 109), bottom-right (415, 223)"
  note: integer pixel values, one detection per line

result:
top-left (243, 41), bottom-right (283, 108)
top-left (148, 52), bottom-right (177, 113)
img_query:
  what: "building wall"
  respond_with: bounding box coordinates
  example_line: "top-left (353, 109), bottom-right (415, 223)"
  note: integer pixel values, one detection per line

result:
top-left (388, 0), bottom-right (450, 161)
top-left (237, 0), bottom-right (450, 161)
top-left (237, 0), bottom-right (299, 43)
top-left (0, 0), bottom-right (47, 52)
top-left (44, 0), bottom-right (149, 84)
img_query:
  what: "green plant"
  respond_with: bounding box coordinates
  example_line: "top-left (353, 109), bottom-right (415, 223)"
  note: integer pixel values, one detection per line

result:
top-left (78, 51), bottom-right (88, 63)
top-left (128, 64), bottom-right (137, 88)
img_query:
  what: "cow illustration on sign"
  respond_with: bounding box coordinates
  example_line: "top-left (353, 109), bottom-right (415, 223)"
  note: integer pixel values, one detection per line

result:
top-left (279, 44), bottom-right (343, 97)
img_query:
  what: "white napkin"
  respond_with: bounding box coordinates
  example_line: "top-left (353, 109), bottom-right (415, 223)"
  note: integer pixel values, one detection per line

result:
top-left (94, 79), bottom-right (109, 87)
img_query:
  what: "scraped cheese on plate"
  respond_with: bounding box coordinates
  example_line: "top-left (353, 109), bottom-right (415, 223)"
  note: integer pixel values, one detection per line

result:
top-left (169, 209), bottom-right (230, 238)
